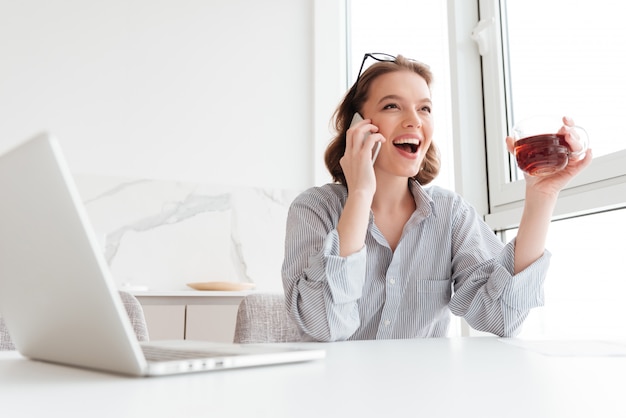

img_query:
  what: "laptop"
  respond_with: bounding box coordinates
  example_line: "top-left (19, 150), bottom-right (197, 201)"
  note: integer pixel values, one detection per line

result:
top-left (0, 132), bottom-right (325, 377)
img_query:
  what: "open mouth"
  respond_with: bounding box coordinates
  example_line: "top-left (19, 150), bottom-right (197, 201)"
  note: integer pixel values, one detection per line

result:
top-left (393, 138), bottom-right (421, 154)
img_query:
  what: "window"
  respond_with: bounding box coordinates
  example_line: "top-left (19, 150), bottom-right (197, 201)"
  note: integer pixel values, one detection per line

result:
top-left (477, 0), bottom-right (626, 339)
top-left (504, 1), bottom-right (626, 161)
top-left (507, 208), bottom-right (626, 339)
top-left (479, 0), bottom-right (626, 230)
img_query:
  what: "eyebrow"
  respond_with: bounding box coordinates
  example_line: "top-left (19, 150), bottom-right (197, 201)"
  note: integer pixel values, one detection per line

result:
top-left (377, 94), bottom-right (433, 105)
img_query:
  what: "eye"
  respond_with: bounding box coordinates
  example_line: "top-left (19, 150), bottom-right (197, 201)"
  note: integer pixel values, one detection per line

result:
top-left (420, 105), bottom-right (432, 114)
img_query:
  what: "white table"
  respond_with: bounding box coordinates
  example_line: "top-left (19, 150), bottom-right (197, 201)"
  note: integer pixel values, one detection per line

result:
top-left (1, 337), bottom-right (625, 418)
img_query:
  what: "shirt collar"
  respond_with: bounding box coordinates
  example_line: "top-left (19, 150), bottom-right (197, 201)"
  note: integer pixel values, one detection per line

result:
top-left (408, 179), bottom-right (436, 219)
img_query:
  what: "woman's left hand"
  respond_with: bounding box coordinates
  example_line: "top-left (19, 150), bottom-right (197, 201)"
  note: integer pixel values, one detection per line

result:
top-left (506, 116), bottom-right (593, 197)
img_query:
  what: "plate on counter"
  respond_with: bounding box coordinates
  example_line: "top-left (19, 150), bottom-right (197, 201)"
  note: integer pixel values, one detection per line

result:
top-left (186, 281), bottom-right (256, 291)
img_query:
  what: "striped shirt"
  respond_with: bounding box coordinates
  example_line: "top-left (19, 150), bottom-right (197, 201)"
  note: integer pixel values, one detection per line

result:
top-left (281, 180), bottom-right (549, 341)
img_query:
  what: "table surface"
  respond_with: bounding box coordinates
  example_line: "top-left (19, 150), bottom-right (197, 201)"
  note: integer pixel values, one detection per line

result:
top-left (1, 337), bottom-right (625, 418)
top-left (130, 289), bottom-right (255, 305)
top-left (131, 290), bottom-right (254, 297)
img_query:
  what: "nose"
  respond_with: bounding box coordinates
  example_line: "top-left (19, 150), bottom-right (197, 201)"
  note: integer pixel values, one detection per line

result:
top-left (403, 112), bottom-right (422, 129)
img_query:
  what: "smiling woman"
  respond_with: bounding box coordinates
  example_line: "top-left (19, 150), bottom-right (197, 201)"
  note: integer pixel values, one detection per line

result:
top-left (278, 50), bottom-right (592, 342)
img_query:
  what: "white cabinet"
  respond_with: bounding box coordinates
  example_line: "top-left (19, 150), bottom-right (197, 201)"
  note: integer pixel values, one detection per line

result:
top-left (185, 305), bottom-right (241, 342)
top-left (132, 291), bottom-right (250, 343)
top-left (141, 305), bottom-right (186, 340)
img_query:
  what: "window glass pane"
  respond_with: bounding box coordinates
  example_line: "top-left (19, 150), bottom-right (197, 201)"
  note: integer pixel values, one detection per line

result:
top-left (506, 208), bottom-right (626, 339)
top-left (503, 0), bottom-right (626, 179)
top-left (349, 0), bottom-right (454, 191)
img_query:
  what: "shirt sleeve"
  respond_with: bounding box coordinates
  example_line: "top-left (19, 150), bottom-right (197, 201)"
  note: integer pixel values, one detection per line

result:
top-left (447, 200), bottom-right (550, 337)
top-left (281, 188), bottom-right (367, 341)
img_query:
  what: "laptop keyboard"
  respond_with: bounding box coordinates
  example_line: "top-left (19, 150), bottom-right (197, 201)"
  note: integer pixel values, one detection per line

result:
top-left (141, 345), bottom-right (237, 362)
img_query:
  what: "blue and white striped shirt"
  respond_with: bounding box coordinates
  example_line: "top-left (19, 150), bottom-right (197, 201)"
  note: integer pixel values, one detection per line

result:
top-left (281, 180), bottom-right (549, 341)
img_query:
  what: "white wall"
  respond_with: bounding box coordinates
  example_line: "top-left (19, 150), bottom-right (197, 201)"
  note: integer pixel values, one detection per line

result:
top-left (0, 0), bottom-right (349, 291)
top-left (0, 0), bottom-right (317, 190)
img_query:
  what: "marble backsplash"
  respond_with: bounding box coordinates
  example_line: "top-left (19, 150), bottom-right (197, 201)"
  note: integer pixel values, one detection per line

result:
top-left (74, 175), bottom-right (301, 292)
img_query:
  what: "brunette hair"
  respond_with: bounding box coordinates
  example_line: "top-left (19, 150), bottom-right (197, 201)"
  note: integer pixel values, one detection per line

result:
top-left (324, 55), bottom-right (440, 186)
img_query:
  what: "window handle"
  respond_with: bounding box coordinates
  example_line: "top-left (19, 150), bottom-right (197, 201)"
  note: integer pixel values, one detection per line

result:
top-left (471, 17), bottom-right (495, 56)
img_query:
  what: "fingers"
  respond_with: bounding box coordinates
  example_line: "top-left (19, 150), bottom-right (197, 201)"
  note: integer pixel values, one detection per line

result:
top-left (505, 136), bottom-right (515, 154)
top-left (347, 118), bottom-right (376, 139)
top-left (346, 118), bottom-right (370, 150)
top-left (562, 115), bottom-right (574, 127)
top-left (346, 118), bottom-right (384, 159)
top-left (558, 117), bottom-right (589, 160)
top-left (569, 148), bottom-right (593, 170)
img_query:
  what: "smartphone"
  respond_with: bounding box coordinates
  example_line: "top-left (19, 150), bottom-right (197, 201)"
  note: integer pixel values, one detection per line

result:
top-left (350, 113), bottom-right (381, 164)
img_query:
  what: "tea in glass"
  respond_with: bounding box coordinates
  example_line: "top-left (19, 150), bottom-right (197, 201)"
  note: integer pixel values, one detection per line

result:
top-left (514, 134), bottom-right (570, 176)
top-left (512, 116), bottom-right (589, 177)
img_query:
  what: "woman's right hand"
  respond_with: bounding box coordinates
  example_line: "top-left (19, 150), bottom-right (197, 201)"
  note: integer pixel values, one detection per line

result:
top-left (340, 118), bottom-right (385, 197)
top-left (336, 117), bottom-right (386, 256)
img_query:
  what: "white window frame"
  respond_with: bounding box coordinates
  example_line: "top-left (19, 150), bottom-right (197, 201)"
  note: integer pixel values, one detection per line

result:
top-left (446, 0), bottom-right (490, 217)
top-left (313, 0), bottom-right (348, 187)
top-left (477, 0), bottom-right (626, 231)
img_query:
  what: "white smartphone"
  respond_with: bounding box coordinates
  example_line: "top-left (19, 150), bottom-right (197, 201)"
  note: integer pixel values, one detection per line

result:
top-left (350, 113), bottom-right (381, 164)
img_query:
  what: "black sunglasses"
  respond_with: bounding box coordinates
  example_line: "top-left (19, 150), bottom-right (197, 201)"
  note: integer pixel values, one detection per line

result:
top-left (355, 52), bottom-right (428, 85)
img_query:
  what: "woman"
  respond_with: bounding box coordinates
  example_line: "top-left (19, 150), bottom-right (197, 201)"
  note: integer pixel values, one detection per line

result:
top-left (281, 53), bottom-right (592, 341)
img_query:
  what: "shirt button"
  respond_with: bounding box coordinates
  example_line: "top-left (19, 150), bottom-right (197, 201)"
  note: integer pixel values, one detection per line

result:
top-left (389, 278), bottom-right (396, 284)
top-left (384, 320), bottom-right (391, 326)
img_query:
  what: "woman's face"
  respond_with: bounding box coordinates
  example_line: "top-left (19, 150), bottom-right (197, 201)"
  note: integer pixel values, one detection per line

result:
top-left (360, 70), bottom-right (433, 178)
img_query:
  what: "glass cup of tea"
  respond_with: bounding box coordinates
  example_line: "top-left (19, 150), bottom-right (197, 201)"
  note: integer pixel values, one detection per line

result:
top-left (512, 116), bottom-right (589, 177)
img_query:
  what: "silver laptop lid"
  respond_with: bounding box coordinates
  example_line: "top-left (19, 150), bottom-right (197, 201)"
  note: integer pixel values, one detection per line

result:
top-left (0, 133), bottom-right (147, 375)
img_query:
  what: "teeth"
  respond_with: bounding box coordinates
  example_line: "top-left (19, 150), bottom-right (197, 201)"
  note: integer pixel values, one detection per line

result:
top-left (393, 138), bottom-right (421, 145)
top-left (393, 138), bottom-right (421, 154)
